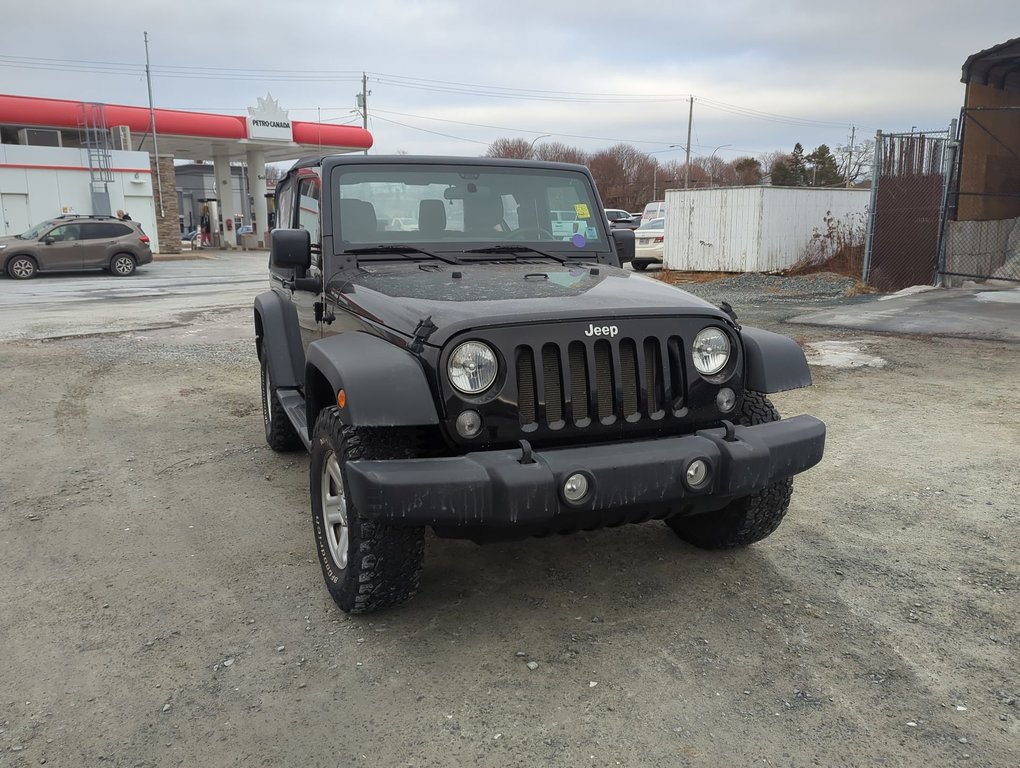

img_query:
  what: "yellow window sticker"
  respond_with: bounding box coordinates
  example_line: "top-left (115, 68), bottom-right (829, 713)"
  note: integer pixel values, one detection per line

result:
top-left (574, 203), bottom-right (591, 219)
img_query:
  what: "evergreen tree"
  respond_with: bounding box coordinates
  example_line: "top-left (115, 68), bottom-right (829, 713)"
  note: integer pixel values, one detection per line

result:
top-left (788, 143), bottom-right (807, 186)
top-left (805, 144), bottom-right (842, 187)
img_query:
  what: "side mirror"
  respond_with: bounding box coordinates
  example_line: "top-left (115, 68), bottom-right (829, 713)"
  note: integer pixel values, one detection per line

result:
top-left (270, 228), bottom-right (311, 271)
top-left (43, 237), bottom-right (55, 245)
top-left (612, 228), bottom-right (635, 264)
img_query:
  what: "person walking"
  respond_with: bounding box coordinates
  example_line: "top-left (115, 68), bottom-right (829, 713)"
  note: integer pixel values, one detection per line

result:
top-left (116, 209), bottom-right (132, 221)
top-left (200, 207), bottom-right (211, 247)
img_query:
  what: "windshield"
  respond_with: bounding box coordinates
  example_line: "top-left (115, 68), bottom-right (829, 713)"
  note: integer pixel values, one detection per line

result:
top-left (638, 218), bottom-right (664, 230)
top-left (333, 164), bottom-right (608, 253)
top-left (19, 220), bottom-right (58, 240)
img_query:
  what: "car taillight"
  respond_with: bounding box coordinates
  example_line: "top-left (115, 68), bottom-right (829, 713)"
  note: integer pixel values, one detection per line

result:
top-left (654, 236), bottom-right (663, 243)
top-left (139, 234), bottom-right (150, 244)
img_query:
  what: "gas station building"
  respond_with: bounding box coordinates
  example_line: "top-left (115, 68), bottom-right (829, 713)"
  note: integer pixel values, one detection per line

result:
top-left (0, 93), bottom-right (372, 253)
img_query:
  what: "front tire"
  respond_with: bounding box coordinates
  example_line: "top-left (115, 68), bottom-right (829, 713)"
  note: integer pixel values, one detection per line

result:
top-left (310, 408), bottom-right (425, 613)
top-left (260, 352), bottom-right (302, 452)
top-left (666, 392), bottom-right (793, 549)
top-left (7, 255), bottom-right (37, 279)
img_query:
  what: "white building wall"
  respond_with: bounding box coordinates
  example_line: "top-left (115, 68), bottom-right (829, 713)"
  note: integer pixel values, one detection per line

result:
top-left (0, 144), bottom-right (158, 250)
top-left (758, 188), bottom-right (870, 272)
top-left (664, 187), bottom-right (764, 272)
top-left (663, 186), bottom-right (870, 272)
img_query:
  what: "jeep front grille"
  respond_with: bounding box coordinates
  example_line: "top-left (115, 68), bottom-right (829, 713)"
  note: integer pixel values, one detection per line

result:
top-left (514, 336), bottom-right (685, 430)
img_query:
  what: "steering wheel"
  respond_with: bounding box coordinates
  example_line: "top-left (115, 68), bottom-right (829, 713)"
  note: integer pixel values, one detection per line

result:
top-left (508, 226), bottom-right (556, 241)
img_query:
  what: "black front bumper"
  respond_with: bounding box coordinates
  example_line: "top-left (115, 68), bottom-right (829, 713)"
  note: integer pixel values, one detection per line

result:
top-left (344, 416), bottom-right (825, 532)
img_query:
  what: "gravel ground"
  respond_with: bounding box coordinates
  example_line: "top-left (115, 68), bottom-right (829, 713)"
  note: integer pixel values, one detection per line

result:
top-left (1, 274), bottom-right (1017, 767)
top-left (672, 272), bottom-right (866, 302)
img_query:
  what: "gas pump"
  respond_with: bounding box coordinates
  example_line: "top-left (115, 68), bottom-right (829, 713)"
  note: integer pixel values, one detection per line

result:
top-left (207, 199), bottom-right (220, 248)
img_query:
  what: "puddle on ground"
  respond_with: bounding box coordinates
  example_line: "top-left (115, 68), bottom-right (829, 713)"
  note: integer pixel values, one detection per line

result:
top-left (805, 340), bottom-right (887, 369)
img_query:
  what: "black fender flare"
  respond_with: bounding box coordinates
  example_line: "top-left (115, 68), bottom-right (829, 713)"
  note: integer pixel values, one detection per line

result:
top-left (305, 332), bottom-right (439, 428)
top-left (740, 326), bottom-right (812, 393)
top-left (253, 290), bottom-right (304, 389)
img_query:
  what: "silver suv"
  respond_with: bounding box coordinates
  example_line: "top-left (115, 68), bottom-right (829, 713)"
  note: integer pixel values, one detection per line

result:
top-left (0, 215), bottom-right (153, 279)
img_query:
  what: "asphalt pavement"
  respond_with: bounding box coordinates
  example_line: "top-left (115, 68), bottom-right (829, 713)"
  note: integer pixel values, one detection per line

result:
top-left (790, 284), bottom-right (1020, 343)
top-left (0, 250), bottom-right (266, 341)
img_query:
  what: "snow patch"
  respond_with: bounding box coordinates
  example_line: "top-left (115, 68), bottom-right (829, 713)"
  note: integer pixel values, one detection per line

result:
top-left (806, 341), bottom-right (887, 369)
top-left (877, 285), bottom-right (938, 301)
top-left (974, 289), bottom-right (1020, 304)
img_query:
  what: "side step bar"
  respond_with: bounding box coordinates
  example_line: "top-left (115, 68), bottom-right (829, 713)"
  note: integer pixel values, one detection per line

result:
top-left (276, 388), bottom-right (312, 450)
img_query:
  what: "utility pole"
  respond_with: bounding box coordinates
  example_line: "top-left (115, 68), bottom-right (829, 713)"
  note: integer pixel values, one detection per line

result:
top-left (144, 31), bottom-right (164, 217)
top-left (355, 73), bottom-right (371, 155)
top-left (683, 97), bottom-right (694, 190)
top-left (845, 125), bottom-right (856, 188)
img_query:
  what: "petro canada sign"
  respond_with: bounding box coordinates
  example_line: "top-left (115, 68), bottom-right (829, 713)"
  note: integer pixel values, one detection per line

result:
top-left (247, 93), bottom-right (292, 141)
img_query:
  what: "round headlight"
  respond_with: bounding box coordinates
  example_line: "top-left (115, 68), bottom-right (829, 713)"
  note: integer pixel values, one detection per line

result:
top-left (692, 327), bottom-right (730, 376)
top-left (448, 341), bottom-right (498, 394)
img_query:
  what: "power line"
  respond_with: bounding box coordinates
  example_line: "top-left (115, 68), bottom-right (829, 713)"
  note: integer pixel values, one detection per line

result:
top-left (369, 114), bottom-right (490, 146)
top-left (0, 53), bottom-right (873, 132)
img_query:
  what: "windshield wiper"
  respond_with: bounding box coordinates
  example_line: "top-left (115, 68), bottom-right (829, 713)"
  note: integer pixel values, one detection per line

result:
top-left (462, 245), bottom-right (569, 264)
top-left (344, 244), bottom-right (460, 265)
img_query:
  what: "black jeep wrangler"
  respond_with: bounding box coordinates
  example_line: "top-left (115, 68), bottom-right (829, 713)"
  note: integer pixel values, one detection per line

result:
top-left (255, 155), bottom-right (825, 613)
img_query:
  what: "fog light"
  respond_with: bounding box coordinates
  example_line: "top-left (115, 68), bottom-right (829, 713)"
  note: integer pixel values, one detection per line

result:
top-left (716, 387), bottom-right (736, 413)
top-left (455, 410), bottom-right (482, 438)
top-left (563, 473), bottom-right (589, 503)
top-left (686, 459), bottom-right (709, 488)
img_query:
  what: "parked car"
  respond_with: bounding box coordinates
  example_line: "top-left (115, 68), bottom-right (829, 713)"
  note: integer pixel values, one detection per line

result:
top-left (237, 225), bottom-right (254, 236)
top-left (641, 201), bottom-right (666, 224)
top-left (605, 208), bottom-right (640, 230)
top-left (388, 217), bottom-right (417, 232)
top-left (633, 217), bottom-right (664, 271)
top-left (1, 215), bottom-right (153, 279)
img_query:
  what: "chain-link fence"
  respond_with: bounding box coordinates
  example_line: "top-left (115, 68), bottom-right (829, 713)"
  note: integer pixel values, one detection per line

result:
top-left (863, 130), bottom-right (952, 292)
top-left (940, 106), bottom-right (1020, 284)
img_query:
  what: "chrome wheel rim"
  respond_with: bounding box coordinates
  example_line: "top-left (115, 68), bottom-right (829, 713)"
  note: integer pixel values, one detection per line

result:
top-left (321, 451), bottom-right (349, 569)
top-left (12, 259), bottom-right (32, 278)
top-left (113, 256), bottom-right (133, 274)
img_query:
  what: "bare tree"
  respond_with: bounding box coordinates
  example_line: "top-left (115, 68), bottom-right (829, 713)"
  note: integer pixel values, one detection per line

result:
top-left (534, 142), bottom-right (587, 164)
top-left (485, 137), bottom-right (535, 159)
top-left (587, 144), bottom-right (658, 211)
top-left (731, 157), bottom-right (763, 185)
top-left (835, 139), bottom-right (874, 186)
top-left (758, 151), bottom-right (793, 184)
top-left (588, 149), bottom-right (628, 208)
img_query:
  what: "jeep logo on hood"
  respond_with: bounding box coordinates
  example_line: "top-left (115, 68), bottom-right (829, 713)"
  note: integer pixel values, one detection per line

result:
top-left (584, 323), bottom-right (619, 338)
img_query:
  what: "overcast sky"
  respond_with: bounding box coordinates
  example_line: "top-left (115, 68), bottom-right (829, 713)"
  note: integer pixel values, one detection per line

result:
top-left (2, 1), bottom-right (1017, 164)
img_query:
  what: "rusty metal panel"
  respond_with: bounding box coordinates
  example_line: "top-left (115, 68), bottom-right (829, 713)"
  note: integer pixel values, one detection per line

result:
top-left (865, 130), bottom-right (952, 291)
top-left (939, 100), bottom-right (1020, 284)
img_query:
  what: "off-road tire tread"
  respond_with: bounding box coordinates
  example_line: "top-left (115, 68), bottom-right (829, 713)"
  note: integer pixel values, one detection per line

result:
top-left (311, 407), bottom-right (424, 614)
top-left (261, 353), bottom-right (302, 452)
top-left (667, 391), bottom-right (793, 549)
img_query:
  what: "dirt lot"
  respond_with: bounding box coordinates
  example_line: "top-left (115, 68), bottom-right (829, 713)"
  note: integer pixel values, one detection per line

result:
top-left (1, 274), bottom-right (1017, 767)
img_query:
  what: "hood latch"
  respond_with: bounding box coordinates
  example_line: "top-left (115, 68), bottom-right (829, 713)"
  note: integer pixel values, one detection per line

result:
top-left (409, 315), bottom-right (438, 353)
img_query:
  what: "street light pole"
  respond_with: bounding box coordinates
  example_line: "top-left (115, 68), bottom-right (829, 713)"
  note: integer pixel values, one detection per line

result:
top-left (527, 134), bottom-right (551, 158)
top-left (708, 144), bottom-right (732, 187)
